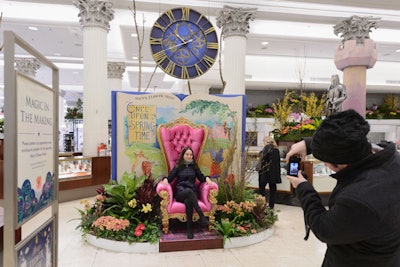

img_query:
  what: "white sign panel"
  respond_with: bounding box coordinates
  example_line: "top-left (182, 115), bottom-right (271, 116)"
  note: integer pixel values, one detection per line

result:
top-left (16, 74), bottom-right (55, 225)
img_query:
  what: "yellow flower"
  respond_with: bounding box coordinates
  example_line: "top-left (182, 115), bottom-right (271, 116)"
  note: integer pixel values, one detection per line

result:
top-left (128, 199), bottom-right (137, 208)
top-left (80, 199), bottom-right (91, 211)
top-left (141, 203), bottom-right (152, 213)
top-left (300, 124), bottom-right (316, 131)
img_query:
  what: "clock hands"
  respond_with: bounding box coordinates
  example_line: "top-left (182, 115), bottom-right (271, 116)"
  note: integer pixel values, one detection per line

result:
top-left (175, 33), bottom-right (186, 43)
top-left (166, 38), bottom-right (193, 51)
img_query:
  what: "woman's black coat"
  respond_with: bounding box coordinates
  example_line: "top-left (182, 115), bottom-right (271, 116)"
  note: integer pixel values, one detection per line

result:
top-left (258, 144), bottom-right (282, 184)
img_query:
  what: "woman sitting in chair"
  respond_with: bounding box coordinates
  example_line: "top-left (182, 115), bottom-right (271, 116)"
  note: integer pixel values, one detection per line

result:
top-left (163, 146), bottom-right (211, 239)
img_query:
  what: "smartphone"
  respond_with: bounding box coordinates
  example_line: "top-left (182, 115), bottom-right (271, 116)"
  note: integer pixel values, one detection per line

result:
top-left (287, 157), bottom-right (301, 176)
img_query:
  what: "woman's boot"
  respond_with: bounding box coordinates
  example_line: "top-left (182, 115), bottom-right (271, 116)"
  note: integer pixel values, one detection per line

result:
top-left (187, 220), bottom-right (194, 239)
top-left (195, 208), bottom-right (209, 227)
top-left (188, 191), bottom-right (208, 227)
top-left (185, 199), bottom-right (194, 239)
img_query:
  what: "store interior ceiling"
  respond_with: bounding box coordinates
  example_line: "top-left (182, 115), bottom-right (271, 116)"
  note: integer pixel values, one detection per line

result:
top-left (0, 0), bottom-right (399, 109)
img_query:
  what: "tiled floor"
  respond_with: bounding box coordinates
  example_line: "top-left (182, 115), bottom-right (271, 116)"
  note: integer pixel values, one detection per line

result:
top-left (57, 199), bottom-right (327, 267)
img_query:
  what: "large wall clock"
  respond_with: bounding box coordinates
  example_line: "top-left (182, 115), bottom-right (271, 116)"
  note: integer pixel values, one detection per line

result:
top-left (149, 7), bottom-right (219, 79)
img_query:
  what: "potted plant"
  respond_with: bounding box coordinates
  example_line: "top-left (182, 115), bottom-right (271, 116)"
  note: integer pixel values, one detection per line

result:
top-left (76, 172), bottom-right (161, 244)
top-left (213, 194), bottom-right (278, 243)
top-left (272, 90), bottom-right (325, 142)
top-left (213, 132), bottom-right (279, 243)
top-left (366, 94), bottom-right (400, 119)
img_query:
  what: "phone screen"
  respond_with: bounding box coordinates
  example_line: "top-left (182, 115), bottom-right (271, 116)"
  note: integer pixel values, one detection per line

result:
top-left (287, 157), bottom-right (301, 176)
top-left (288, 162), bottom-right (299, 176)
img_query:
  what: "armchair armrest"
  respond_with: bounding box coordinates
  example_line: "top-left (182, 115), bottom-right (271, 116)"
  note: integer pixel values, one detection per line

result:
top-left (156, 181), bottom-right (173, 210)
top-left (198, 181), bottom-right (219, 210)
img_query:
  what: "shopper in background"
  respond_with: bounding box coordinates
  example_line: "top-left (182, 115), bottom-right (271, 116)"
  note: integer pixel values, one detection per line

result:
top-left (258, 136), bottom-right (281, 209)
top-left (285, 109), bottom-right (400, 267)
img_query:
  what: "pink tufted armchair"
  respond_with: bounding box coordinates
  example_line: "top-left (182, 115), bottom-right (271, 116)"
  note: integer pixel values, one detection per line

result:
top-left (156, 117), bottom-right (218, 234)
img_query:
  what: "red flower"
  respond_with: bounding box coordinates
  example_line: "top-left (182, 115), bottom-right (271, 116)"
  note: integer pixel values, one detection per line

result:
top-left (136, 223), bottom-right (146, 231)
top-left (134, 223), bottom-right (146, 236)
top-left (134, 229), bottom-right (143, 237)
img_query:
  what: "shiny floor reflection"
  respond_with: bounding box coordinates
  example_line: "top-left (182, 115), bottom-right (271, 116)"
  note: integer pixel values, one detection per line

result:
top-left (58, 199), bottom-right (326, 267)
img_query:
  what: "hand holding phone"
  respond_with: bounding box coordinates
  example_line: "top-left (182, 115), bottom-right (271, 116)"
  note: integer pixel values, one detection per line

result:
top-left (287, 156), bottom-right (301, 176)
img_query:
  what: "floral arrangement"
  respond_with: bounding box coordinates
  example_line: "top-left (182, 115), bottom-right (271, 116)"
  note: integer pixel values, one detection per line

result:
top-left (76, 172), bottom-right (161, 244)
top-left (214, 156), bottom-right (279, 243)
top-left (272, 90), bottom-right (325, 141)
top-left (272, 112), bottom-right (322, 141)
top-left (246, 103), bottom-right (275, 118)
top-left (213, 195), bottom-right (277, 242)
top-left (366, 94), bottom-right (400, 119)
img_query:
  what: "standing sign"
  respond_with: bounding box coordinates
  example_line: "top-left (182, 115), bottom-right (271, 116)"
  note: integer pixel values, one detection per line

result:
top-left (16, 219), bottom-right (54, 266)
top-left (2, 31), bottom-right (59, 267)
top-left (16, 74), bottom-right (55, 225)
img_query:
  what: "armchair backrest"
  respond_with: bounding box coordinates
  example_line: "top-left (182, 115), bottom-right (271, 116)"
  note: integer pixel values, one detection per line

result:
top-left (157, 117), bottom-right (208, 172)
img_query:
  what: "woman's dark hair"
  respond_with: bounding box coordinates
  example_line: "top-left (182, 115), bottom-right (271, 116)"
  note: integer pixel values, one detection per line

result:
top-left (177, 146), bottom-right (200, 170)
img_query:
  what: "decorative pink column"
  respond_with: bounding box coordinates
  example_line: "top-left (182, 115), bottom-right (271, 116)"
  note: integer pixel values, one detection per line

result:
top-left (333, 16), bottom-right (380, 117)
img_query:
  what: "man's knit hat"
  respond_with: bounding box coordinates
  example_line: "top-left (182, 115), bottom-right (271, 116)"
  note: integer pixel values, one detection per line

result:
top-left (311, 109), bottom-right (371, 164)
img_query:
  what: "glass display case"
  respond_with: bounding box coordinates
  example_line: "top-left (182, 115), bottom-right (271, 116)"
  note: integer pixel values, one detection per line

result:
top-left (58, 156), bottom-right (92, 180)
top-left (304, 158), bottom-right (336, 194)
top-left (245, 150), bottom-right (260, 172)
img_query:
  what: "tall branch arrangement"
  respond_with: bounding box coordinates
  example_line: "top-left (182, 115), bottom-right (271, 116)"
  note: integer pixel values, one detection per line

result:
top-left (218, 31), bottom-right (226, 94)
top-left (129, 0), bottom-right (157, 92)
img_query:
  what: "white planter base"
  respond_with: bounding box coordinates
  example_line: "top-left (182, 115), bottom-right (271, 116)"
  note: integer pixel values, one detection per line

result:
top-left (85, 226), bottom-right (274, 253)
top-left (224, 227), bottom-right (274, 249)
top-left (85, 234), bottom-right (159, 253)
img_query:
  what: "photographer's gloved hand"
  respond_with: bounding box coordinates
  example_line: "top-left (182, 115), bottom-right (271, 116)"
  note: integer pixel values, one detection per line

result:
top-left (286, 170), bottom-right (308, 188)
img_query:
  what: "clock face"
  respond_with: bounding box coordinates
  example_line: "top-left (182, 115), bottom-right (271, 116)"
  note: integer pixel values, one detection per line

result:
top-left (150, 7), bottom-right (219, 79)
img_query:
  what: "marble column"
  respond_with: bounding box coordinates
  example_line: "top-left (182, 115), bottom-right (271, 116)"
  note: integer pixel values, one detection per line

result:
top-left (15, 57), bottom-right (41, 77)
top-left (58, 90), bottom-right (66, 151)
top-left (333, 16), bottom-right (380, 117)
top-left (107, 61), bottom-right (126, 120)
top-left (216, 5), bottom-right (256, 95)
top-left (74, 0), bottom-right (114, 156)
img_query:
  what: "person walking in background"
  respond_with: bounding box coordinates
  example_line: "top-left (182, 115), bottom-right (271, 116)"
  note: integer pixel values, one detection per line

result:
top-left (163, 146), bottom-right (211, 239)
top-left (285, 109), bottom-right (400, 267)
top-left (258, 136), bottom-right (281, 209)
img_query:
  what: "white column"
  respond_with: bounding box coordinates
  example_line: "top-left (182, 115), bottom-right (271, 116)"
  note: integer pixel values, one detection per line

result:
top-left (216, 5), bottom-right (256, 95)
top-left (107, 61), bottom-right (125, 120)
top-left (74, 0), bottom-right (114, 156)
top-left (58, 90), bottom-right (66, 151)
top-left (222, 36), bottom-right (246, 94)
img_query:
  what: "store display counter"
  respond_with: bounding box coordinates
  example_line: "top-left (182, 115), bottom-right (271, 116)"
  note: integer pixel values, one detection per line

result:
top-left (59, 156), bottom-right (110, 191)
top-left (59, 156), bottom-right (92, 180)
